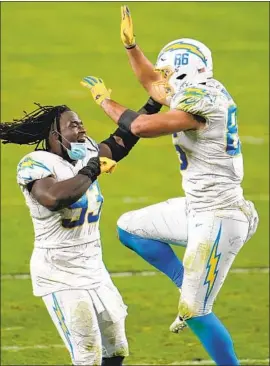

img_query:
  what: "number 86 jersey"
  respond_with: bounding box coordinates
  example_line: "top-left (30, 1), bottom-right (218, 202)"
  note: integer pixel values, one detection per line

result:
top-left (170, 79), bottom-right (244, 212)
top-left (17, 138), bottom-right (103, 249)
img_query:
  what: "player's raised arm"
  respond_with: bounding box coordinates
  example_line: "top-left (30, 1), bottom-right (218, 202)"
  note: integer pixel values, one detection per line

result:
top-left (81, 76), bottom-right (203, 138)
top-left (81, 76), bottom-right (162, 160)
top-left (120, 5), bottom-right (171, 105)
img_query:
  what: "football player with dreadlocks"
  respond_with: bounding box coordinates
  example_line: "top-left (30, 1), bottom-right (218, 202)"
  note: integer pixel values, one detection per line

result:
top-left (78, 6), bottom-right (259, 366)
top-left (0, 95), bottom-right (161, 365)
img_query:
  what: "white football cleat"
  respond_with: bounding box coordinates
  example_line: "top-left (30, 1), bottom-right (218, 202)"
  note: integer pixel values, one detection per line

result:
top-left (169, 315), bottom-right (187, 334)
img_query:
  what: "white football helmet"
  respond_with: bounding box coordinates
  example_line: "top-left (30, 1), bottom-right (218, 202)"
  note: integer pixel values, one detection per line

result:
top-left (155, 38), bottom-right (213, 93)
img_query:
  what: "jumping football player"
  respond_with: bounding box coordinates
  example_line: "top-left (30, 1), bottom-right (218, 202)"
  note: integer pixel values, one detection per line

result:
top-left (0, 96), bottom-right (161, 365)
top-left (79, 6), bottom-right (259, 365)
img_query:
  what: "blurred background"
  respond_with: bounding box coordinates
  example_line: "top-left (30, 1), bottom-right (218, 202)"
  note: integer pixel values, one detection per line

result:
top-left (1, 2), bottom-right (269, 365)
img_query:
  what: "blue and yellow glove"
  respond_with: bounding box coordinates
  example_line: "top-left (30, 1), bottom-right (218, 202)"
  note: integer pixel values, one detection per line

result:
top-left (121, 5), bottom-right (136, 49)
top-left (81, 76), bottom-right (111, 106)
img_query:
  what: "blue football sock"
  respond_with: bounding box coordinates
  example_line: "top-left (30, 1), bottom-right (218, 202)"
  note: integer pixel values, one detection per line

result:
top-left (117, 227), bottom-right (184, 288)
top-left (186, 312), bottom-right (239, 365)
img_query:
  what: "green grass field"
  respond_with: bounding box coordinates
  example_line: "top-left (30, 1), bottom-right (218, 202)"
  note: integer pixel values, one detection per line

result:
top-left (1, 2), bottom-right (269, 365)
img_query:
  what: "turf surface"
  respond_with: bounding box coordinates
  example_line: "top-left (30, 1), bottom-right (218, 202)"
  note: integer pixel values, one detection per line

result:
top-left (1, 2), bottom-right (269, 365)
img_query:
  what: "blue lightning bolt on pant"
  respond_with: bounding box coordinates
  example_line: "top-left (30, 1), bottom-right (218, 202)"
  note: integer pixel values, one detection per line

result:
top-left (117, 198), bottom-right (258, 365)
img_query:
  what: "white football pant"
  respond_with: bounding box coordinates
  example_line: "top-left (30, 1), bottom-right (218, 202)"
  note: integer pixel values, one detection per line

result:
top-left (43, 287), bottom-right (128, 365)
top-left (117, 198), bottom-right (258, 317)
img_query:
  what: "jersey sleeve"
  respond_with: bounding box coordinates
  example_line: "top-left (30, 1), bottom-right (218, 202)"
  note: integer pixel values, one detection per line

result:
top-left (170, 86), bottom-right (217, 119)
top-left (17, 153), bottom-right (53, 186)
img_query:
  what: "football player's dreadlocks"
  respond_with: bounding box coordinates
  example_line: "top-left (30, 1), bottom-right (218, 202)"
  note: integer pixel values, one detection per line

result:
top-left (0, 103), bottom-right (71, 150)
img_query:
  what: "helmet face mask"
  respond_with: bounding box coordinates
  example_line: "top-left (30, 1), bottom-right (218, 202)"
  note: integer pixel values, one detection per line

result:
top-left (155, 38), bottom-right (213, 94)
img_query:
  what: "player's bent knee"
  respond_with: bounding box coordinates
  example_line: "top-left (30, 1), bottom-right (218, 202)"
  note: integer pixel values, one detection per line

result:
top-left (117, 212), bottom-right (133, 232)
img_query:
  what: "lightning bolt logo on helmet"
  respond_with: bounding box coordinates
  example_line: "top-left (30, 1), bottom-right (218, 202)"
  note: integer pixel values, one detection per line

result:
top-left (155, 38), bottom-right (213, 95)
top-left (161, 42), bottom-right (208, 66)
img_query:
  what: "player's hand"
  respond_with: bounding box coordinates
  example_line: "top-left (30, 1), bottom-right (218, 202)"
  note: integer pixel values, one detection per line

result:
top-left (152, 66), bottom-right (174, 104)
top-left (121, 5), bottom-right (136, 49)
top-left (99, 157), bottom-right (117, 174)
top-left (152, 80), bottom-right (174, 104)
top-left (81, 76), bottom-right (111, 106)
top-left (155, 66), bottom-right (174, 81)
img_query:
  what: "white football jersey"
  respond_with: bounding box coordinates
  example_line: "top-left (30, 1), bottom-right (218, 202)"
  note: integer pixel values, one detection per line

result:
top-left (170, 79), bottom-right (244, 211)
top-left (17, 137), bottom-right (103, 249)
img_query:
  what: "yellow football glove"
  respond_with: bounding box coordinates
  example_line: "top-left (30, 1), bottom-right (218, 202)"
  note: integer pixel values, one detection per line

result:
top-left (80, 76), bottom-right (111, 106)
top-left (155, 66), bottom-right (174, 81)
top-left (121, 5), bottom-right (136, 49)
top-left (152, 66), bottom-right (174, 103)
top-left (99, 157), bottom-right (117, 174)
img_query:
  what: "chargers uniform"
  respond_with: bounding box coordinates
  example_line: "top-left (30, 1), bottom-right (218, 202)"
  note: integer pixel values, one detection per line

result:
top-left (17, 137), bottom-right (128, 365)
top-left (118, 80), bottom-right (258, 317)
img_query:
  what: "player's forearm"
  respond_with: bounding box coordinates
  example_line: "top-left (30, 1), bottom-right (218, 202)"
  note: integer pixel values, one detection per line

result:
top-left (99, 97), bottom-right (162, 161)
top-left (101, 99), bottom-right (127, 123)
top-left (126, 46), bottom-right (161, 90)
top-left (120, 6), bottom-right (165, 103)
top-left (100, 100), bottom-right (170, 137)
top-left (47, 175), bottom-right (92, 210)
top-left (100, 96), bottom-right (162, 124)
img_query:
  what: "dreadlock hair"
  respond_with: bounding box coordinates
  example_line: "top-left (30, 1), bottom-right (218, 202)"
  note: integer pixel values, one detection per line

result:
top-left (0, 103), bottom-right (71, 150)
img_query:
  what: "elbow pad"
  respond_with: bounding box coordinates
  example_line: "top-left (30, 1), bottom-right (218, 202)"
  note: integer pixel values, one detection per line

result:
top-left (101, 127), bottom-right (139, 162)
top-left (118, 109), bottom-right (140, 132)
